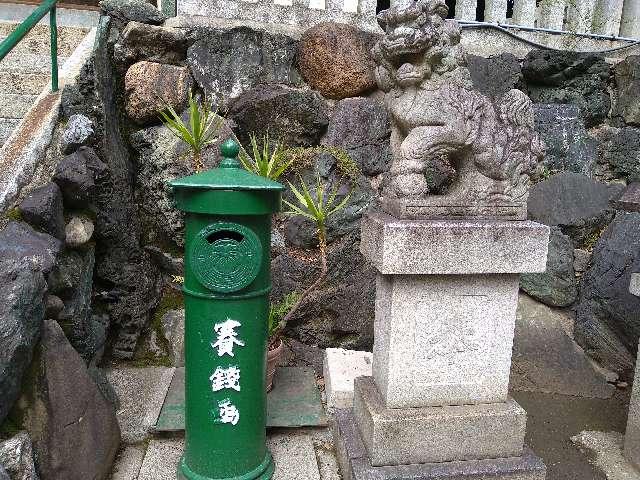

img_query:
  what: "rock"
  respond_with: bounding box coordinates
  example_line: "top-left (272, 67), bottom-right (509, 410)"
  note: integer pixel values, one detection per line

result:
top-left (522, 50), bottom-right (611, 127)
top-left (533, 104), bottom-right (597, 175)
top-left (575, 212), bottom-right (640, 374)
top-left (187, 26), bottom-right (301, 101)
top-left (322, 97), bottom-right (391, 177)
top-left (597, 127), bottom-right (640, 182)
top-left (53, 147), bottom-right (107, 208)
top-left (271, 232), bottom-right (375, 350)
top-left (144, 246), bottom-right (184, 276)
top-left (65, 215), bottom-right (95, 248)
top-left (573, 248), bottom-right (592, 274)
top-left (527, 172), bottom-right (623, 247)
top-left (467, 53), bottom-right (522, 99)
top-left (614, 55), bottom-right (640, 125)
top-left (0, 466), bottom-right (7, 480)
top-left (124, 61), bottom-right (193, 125)
top-left (113, 21), bottom-right (187, 69)
top-left (18, 182), bottom-right (65, 240)
top-left (297, 22), bottom-right (377, 100)
top-left (61, 114), bottom-right (94, 154)
top-left (0, 432), bottom-right (39, 480)
top-left (228, 84), bottom-right (329, 149)
top-left (100, 0), bottom-right (166, 25)
top-left (0, 221), bottom-right (61, 275)
top-left (130, 117), bottom-right (237, 247)
top-left (14, 320), bottom-right (120, 480)
top-left (161, 309), bottom-right (185, 367)
top-left (520, 227), bottom-right (578, 307)
top-left (0, 257), bottom-right (47, 425)
top-left (45, 295), bottom-right (64, 320)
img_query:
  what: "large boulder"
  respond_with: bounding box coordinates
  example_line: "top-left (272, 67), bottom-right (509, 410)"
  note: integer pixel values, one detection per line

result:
top-left (297, 22), bottom-right (377, 100)
top-left (124, 61), bottom-right (193, 125)
top-left (520, 227), bottom-right (578, 307)
top-left (187, 27), bottom-right (301, 101)
top-left (14, 320), bottom-right (120, 480)
top-left (113, 21), bottom-right (188, 69)
top-left (228, 85), bottom-right (330, 149)
top-left (100, 0), bottom-right (166, 25)
top-left (575, 212), bottom-right (640, 374)
top-left (522, 50), bottom-right (611, 127)
top-left (18, 183), bottom-right (65, 240)
top-left (613, 55), bottom-right (640, 125)
top-left (527, 172), bottom-right (623, 247)
top-left (271, 232), bottom-right (375, 350)
top-left (533, 104), bottom-right (597, 175)
top-left (0, 432), bottom-right (39, 480)
top-left (53, 147), bottom-right (107, 209)
top-left (322, 97), bottom-right (391, 177)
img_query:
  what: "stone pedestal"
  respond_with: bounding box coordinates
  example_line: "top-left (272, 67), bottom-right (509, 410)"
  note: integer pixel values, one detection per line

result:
top-left (334, 213), bottom-right (549, 480)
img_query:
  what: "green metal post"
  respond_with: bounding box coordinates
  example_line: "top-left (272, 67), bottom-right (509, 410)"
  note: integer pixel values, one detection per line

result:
top-left (170, 139), bottom-right (283, 480)
top-left (50, 6), bottom-right (58, 92)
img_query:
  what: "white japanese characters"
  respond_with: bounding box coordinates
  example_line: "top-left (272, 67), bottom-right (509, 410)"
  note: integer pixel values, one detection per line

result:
top-left (210, 366), bottom-right (241, 392)
top-left (211, 319), bottom-right (245, 357)
top-left (217, 399), bottom-right (240, 426)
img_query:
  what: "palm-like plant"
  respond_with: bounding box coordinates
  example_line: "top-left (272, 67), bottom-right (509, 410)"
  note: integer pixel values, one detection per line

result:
top-left (239, 133), bottom-right (292, 181)
top-left (280, 175), bottom-right (351, 325)
top-left (158, 91), bottom-right (222, 173)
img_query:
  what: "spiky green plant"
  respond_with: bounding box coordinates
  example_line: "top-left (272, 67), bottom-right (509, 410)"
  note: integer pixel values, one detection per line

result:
top-left (239, 133), bottom-right (293, 180)
top-left (268, 292), bottom-right (301, 346)
top-left (158, 91), bottom-right (222, 173)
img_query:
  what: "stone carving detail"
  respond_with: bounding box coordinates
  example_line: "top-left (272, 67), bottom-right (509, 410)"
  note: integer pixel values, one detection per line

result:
top-left (373, 0), bottom-right (544, 220)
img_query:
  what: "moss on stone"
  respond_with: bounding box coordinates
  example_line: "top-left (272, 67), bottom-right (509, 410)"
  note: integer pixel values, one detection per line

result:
top-left (4, 208), bottom-right (22, 222)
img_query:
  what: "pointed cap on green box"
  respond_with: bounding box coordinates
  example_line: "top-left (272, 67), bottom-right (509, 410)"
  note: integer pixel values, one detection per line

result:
top-left (170, 138), bottom-right (283, 215)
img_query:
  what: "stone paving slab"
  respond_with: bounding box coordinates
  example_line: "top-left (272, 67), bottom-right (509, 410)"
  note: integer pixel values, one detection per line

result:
top-left (111, 445), bottom-right (146, 480)
top-left (571, 431), bottom-right (640, 480)
top-left (107, 367), bottom-right (175, 444)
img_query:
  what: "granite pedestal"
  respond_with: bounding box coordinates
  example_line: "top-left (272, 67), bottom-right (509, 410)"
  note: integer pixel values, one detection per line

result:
top-left (333, 213), bottom-right (549, 480)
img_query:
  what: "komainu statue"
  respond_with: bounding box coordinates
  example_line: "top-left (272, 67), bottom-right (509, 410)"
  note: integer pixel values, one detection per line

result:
top-left (373, 0), bottom-right (544, 220)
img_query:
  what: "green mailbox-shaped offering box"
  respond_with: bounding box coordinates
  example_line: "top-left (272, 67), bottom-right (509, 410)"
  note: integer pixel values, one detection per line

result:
top-left (170, 139), bottom-right (283, 480)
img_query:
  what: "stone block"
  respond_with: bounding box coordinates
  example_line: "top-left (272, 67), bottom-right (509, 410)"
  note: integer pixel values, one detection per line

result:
top-left (352, 376), bottom-right (526, 466)
top-left (360, 213), bottom-right (549, 275)
top-left (373, 272), bottom-right (520, 408)
top-left (334, 409), bottom-right (546, 480)
top-left (324, 348), bottom-right (373, 410)
top-left (624, 339), bottom-right (640, 469)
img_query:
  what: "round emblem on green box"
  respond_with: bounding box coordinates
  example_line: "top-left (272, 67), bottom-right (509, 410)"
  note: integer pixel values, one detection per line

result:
top-left (190, 222), bottom-right (262, 293)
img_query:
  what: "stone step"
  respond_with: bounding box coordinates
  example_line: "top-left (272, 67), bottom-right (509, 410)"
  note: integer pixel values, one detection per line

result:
top-left (0, 51), bottom-right (68, 74)
top-left (0, 71), bottom-right (49, 95)
top-left (0, 118), bottom-right (20, 147)
top-left (0, 93), bottom-right (39, 119)
top-left (0, 22), bottom-right (89, 57)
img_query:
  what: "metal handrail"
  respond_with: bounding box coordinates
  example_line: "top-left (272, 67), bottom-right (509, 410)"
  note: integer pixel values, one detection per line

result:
top-left (0, 0), bottom-right (58, 92)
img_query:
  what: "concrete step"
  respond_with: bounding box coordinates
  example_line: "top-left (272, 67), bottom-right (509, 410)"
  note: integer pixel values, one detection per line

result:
top-left (0, 71), bottom-right (49, 95)
top-left (0, 51), bottom-right (69, 74)
top-left (0, 93), bottom-right (39, 119)
top-left (0, 118), bottom-right (20, 147)
top-left (0, 22), bottom-right (90, 57)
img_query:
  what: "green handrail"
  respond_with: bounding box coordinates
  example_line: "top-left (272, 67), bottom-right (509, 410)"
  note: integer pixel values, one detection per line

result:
top-left (0, 0), bottom-right (59, 92)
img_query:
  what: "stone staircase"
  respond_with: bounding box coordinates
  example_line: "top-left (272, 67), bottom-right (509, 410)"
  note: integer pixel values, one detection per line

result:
top-left (0, 21), bottom-right (90, 148)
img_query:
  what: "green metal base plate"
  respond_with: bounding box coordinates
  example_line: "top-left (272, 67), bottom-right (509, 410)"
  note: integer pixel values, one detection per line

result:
top-left (178, 451), bottom-right (274, 480)
top-left (156, 367), bottom-right (327, 432)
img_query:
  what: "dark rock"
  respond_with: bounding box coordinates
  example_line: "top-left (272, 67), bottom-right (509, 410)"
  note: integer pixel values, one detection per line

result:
top-left (61, 114), bottom-right (95, 154)
top-left (467, 53), bottom-right (522, 99)
top-left (14, 320), bottom-right (120, 480)
top-left (88, 365), bottom-right (120, 409)
top-left (187, 26), bottom-right (301, 101)
top-left (527, 172), bottom-right (624, 247)
top-left (53, 147), bottom-right (107, 208)
top-left (575, 212), bottom-right (640, 373)
top-left (45, 295), bottom-right (64, 320)
top-left (0, 221), bottom-right (61, 275)
top-left (130, 118), bottom-right (237, 247)
top-left (271, 232), bottom-right (375, 350)
top-left (297, 22), bottom-right (377, 100)
top-left (124, 61), bottom-right (193, 125)
top-left (100, 0), bottom-right (166, 25)
top-left (0, 466), bottom-right (7, 480)
top-left (18, 182), bottom-right (65, 240)
top-left (322, 97), bottom-right (391, 177)
top-left (597, 127), bottom-right (640, 182)
top-left (533, 104), bottom-right (597, 175)
top-left (613, 55), bottom-right (640, 125)
top-left (522, 50), bottom-right (611, 127)
top-left (0, 258), bottom-right (47, 425)
top-left (612, 183), bottom-right (640, 212)
top-left (145, 246), bottom-right (184, 276)
top-left (0, 432), bottom-right (39, 480)
top-left (229, 85), bottom-right (329, 149)
top-left (520, 227), bottom-right (578, 307)
top-left (113, 21), bottom-right (187, 69)
top-left (573, 248), bottom-right (592, 274)
top-left (285, 339), bottom-right (325, 376)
